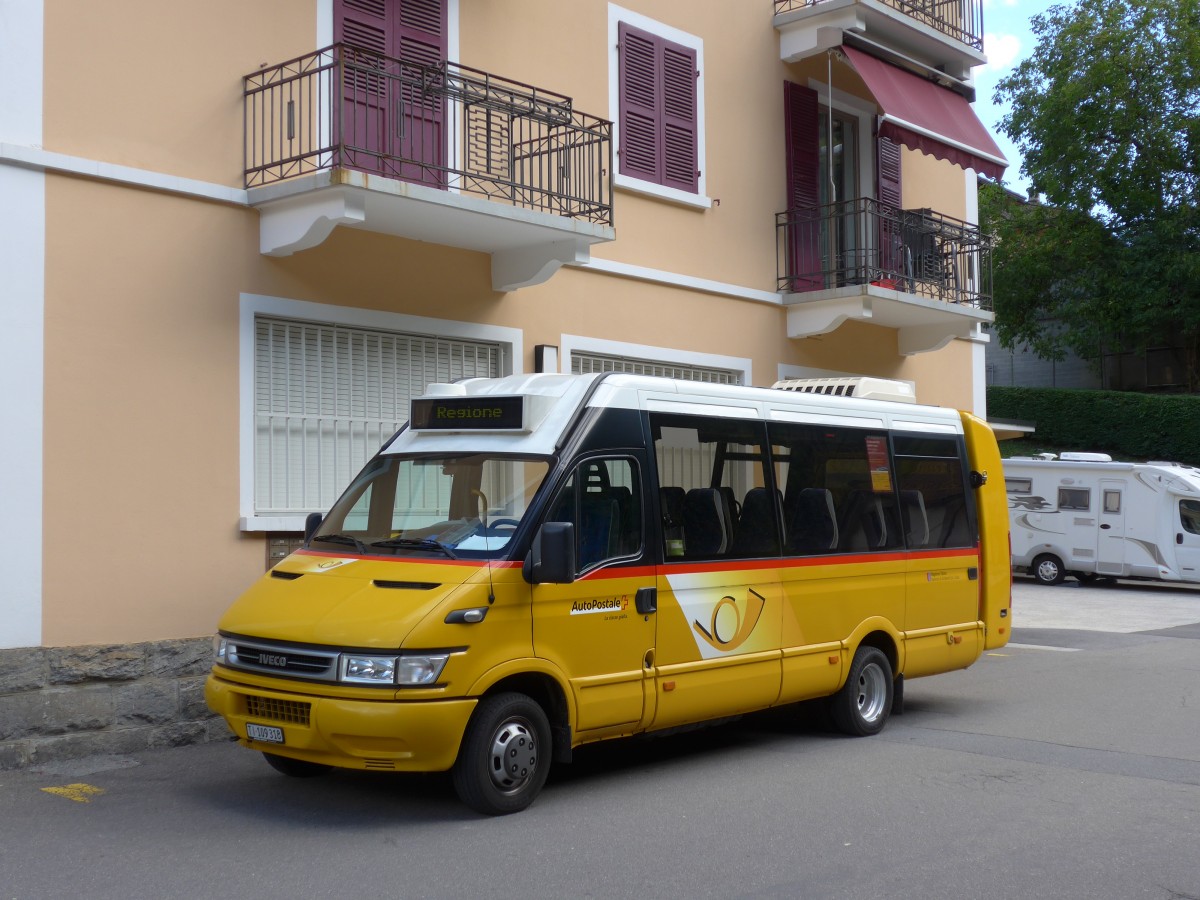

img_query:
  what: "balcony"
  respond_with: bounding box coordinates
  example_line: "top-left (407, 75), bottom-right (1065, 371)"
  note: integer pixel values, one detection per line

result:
top-left (244, 45), bottom-right (614, 291)
top-left (773, 0), bottom-right (986, 83)
top-left (777, 199), bottom-right (993, 354)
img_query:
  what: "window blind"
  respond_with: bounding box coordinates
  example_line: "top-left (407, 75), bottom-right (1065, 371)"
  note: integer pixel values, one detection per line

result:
top-left (254, 316), bottom-right (502, 515)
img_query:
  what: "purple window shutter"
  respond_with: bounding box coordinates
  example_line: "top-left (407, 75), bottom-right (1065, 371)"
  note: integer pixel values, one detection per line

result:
top-left (396, 0), bottom-right (447, 184)
top-left (334, 0), bottom-right (446, 185)
top-left (784, 81), bottom-right (821, 292)
top-left (877, 136), bottom-right (904, 279)
top-left (619, 23), bottom-right (698, 192)
top-left (661, 42), bottom-right (698, 192)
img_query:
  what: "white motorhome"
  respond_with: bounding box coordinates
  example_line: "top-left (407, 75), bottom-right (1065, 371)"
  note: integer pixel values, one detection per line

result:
top-left (1005, 453), bottom-right (1200, 585)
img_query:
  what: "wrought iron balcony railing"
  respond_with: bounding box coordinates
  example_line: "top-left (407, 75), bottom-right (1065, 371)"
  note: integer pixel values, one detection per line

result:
top-left (773, 0), bottom-right (984, 52)
top-left (245, 44), bottom-right (613, 225)
top-left (776, 198), bottom-right (993, 309)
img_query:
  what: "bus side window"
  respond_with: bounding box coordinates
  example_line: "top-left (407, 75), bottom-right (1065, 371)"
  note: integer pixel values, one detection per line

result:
top-left (651, 412), bottom-right (776, 561)
top-left (771, 423), bottom-right (902, 555)
top-left (893, 434), bottom-right (973, 549)
top-left (549, 458), bottom-right (643, 573)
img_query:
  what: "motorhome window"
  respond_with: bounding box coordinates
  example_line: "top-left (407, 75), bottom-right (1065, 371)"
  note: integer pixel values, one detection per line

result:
top-left (769, 422), bottom-right (901, 555)
top-left (1058, 488), bottom-right (1090, 511)
top-left (1005, 477), bottom-right (1032, 493)
top-left (1103, 490), bottom-right (1121, 514)
top-left (1180, 499), bottom-right (1200, 535)
top-left (651, 413), bottom-right (777, 560)
top-left (310, 454), bottom-right (550, 559)
top-left (545, 458), bottom-right (642, 572)
top-left (892, 434), bottom-right (973, 549)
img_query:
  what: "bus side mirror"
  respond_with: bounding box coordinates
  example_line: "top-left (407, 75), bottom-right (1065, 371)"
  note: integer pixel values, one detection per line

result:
top-left (525, 522), bottom-right (576, 584)
top-left (304, 511), bottom-right (323, 544)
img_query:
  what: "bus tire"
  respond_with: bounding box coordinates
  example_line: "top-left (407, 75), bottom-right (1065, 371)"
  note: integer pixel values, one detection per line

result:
top-left (452, 692), bottom-right (551, 816)
top-left (1032, 554), bottom-right (1065, 585)
top-left (831, 646), bottom-right (893, 737)
top-left (262, 752), bottom-right (332, 778)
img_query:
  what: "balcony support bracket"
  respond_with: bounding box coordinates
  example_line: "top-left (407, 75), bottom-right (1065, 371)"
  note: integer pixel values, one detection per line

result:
top-left (492, 240), bottom-right (591, 293)
top-left (258, 190), bottom-right (367, 257)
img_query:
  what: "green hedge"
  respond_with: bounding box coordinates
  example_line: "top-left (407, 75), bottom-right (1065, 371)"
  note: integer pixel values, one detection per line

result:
top-left (988, 387), bottom-right (1200, 463)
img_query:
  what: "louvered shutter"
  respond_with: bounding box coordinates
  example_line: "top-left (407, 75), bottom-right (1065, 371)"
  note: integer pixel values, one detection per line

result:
top-left (334, 0), bottom-right (446, 185)
top-left (254, 317), bottom-right (502, 515)
top-left (877, 136), bottom-right (904, 278)
top-left (784, 81), bottom-right (821, 292)
top-left (618, 23), bottom-right (698, 192)
top-left (396, 0), bottom-right (447, 183)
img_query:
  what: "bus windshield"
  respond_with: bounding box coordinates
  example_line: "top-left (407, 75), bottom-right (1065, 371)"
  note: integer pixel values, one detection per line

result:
top-left (309, 453), bottom-right (552, 560)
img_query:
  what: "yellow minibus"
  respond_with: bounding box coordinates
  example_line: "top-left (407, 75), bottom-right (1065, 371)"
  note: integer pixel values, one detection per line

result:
top-left (206, 373), bottom-right (1011, 814)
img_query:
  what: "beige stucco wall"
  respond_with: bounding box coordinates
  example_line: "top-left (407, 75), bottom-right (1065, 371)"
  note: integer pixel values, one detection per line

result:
top-left (44, 0), bottom-right (314, 185)
top-left (32, 0), bottom-right (990, 648)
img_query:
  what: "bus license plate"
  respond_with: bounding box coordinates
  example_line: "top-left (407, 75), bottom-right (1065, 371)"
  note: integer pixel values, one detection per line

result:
top-left (246, 723), bottom-right (284, 744)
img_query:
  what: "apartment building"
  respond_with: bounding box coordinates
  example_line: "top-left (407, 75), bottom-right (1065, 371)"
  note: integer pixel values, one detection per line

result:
top-left (0, 0), bottom-right (1005, 765)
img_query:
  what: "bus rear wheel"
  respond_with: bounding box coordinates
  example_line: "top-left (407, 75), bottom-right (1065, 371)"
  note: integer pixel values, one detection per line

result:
top-left (1032, 554), bottom-right (1065, 585)
top-left (830, 646), bottom-right (893, 737)
top-left (452, 692), bottom-right (551, 816)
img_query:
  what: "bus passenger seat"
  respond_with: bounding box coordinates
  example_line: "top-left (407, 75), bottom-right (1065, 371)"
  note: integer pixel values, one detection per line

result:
top-left (578, 492), bottom-right (618, 568)
top-left (661, 486), bottom-right (686, 554)
top-left (787, 488), bottom-right (838, 553)
top-left (901, 490), bottom-right (929, 548)
top-left (731, 487), bottom-right (780, 557)
top-left (840, 490), bottom-right (887, 550)
top-left (684, 488), bottom-right (730, 557)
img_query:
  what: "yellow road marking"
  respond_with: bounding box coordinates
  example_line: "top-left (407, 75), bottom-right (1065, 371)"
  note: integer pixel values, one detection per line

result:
top-left (41, 783), bottom-right (106, 803)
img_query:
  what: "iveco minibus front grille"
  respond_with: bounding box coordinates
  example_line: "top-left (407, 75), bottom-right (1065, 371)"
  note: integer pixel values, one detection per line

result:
top-left (245, 695), bottom-right (311, 726)
top-left (226, 639), bottom-right (340, 682)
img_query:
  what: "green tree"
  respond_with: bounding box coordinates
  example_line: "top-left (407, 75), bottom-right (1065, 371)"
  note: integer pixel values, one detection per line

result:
top-left (985, 0), bottom-right (1200, 388)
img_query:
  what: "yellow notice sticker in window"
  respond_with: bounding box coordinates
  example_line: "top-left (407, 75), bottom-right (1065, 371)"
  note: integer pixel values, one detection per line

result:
top-left (865, 436), bottom-right (893, 492)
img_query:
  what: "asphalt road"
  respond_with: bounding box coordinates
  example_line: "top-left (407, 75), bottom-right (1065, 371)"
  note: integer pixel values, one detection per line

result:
top-left (3, 578), bottom-right (1199, 900)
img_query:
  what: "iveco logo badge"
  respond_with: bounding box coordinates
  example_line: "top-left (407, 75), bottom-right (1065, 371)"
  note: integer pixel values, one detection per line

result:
top-left (261, 654), bottom-right (288, 667)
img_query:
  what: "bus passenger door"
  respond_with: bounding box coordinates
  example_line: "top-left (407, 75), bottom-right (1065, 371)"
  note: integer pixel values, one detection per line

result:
top-left (648, 413), bottom-right (783, 730)
top-left (1177, 499), bottom-right (1200, 581)
top-left (532, 457), bottom-right (657, 738)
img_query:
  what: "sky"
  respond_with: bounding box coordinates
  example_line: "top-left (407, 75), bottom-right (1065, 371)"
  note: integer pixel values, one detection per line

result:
top-left (973, 0), bottom-right (1059, 197)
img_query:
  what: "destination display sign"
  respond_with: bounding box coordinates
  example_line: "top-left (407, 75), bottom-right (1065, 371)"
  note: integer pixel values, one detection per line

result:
top-left (410, 395), bottom-right (526, 431)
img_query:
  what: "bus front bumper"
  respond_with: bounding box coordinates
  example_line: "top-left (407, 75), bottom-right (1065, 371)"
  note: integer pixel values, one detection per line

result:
top-left (205, 673), bottom-right (477, 772)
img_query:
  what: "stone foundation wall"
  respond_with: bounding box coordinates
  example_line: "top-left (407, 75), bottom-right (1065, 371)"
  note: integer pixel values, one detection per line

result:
top-left (0, 638), bottom-right (231, 769)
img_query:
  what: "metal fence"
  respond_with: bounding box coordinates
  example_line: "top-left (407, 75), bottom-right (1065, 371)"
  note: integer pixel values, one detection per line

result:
top-left (776, 198), bottom-right (993, 308)
top-left (773, 0), bottom-right (984, 51)
top-left (245, 44), bottom-right (613, 225)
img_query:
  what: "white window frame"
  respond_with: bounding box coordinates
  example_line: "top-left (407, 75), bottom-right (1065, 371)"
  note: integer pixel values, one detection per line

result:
top-left (608, 3), bottom-right (710, 209)
top-left (239, 293), bottom-right (521, 531)
top-left (560, 333), bottom-right (750, 385)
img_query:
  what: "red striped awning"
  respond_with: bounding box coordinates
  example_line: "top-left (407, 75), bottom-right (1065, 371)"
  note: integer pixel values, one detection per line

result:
top-left (841, 45), bottom-right (1008, 180)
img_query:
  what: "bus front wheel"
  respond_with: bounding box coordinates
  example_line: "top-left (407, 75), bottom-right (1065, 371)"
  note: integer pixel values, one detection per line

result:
top-left (831, 646), bottom-right (893, 737)
top-left (452, 692), bottom-right (551, 816)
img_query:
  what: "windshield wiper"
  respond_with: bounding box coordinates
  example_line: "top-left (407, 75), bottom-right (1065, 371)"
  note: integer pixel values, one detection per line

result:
top-left (311, 533), bottom-right (368, 553)
top-left (370, 537), bottom-right (459, 559)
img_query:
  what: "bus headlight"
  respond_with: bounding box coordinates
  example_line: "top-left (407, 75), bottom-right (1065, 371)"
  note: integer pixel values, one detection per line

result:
top-left (339, 653), bottom-right (449, 685)
top-left (397, 654), bottom-right (449, 686)
top-left (213, 636), bottom-right (228, 663)
top-left (341, 655), bottom-right (398, 684)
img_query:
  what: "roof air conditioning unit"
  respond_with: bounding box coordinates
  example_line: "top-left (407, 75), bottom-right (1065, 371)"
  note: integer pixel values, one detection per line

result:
top-left (771, 376), bottom-right (917, 404)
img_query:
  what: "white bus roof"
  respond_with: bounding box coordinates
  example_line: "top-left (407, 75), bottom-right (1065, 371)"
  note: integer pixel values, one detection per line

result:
top-left (383, 373), bottom-right (965, 457)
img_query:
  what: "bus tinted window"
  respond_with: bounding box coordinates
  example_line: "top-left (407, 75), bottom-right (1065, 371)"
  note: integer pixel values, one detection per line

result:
top-left (892, 433), bottom-right (973, 549)
top-left (546, 457), bottom-right (642, 573)
top-left (651, 413), bottom-right (778, 560)
top-left (769, 423), bottom-right (902, 555)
